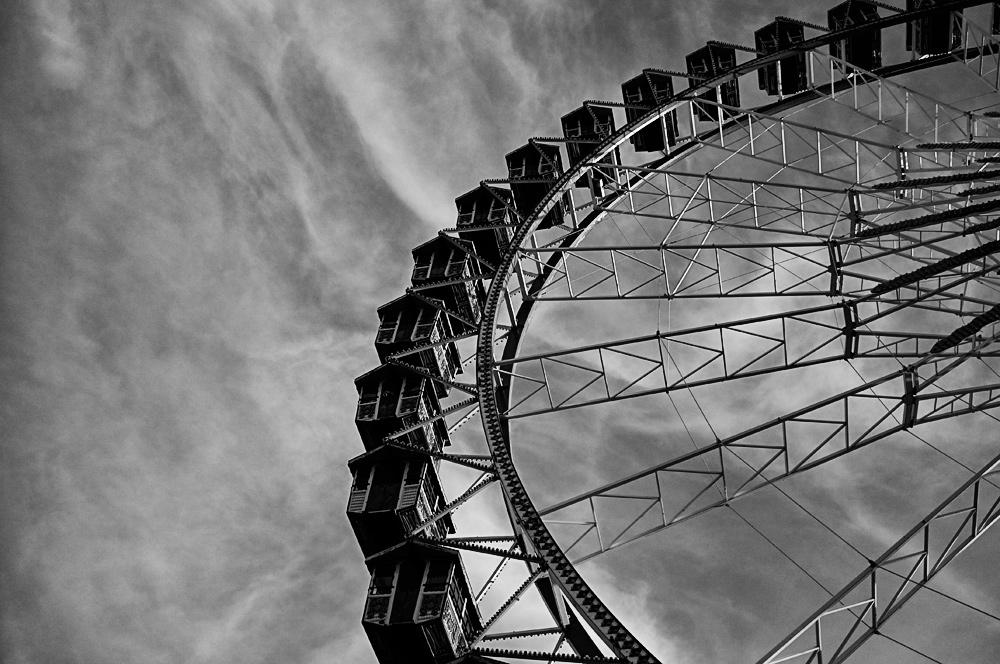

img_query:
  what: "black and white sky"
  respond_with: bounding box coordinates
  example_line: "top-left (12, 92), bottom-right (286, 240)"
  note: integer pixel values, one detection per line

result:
top-left (3, 1), bottom-right (1000, 663)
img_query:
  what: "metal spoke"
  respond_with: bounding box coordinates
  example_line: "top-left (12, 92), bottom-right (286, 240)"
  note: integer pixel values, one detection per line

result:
top-left (498, 279), bottom-right (1000, 419)
top-left (538, 336), bottom-right (1000, 565)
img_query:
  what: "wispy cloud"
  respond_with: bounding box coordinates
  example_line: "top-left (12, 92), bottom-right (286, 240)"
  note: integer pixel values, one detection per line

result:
top-left (5, 1), bottom-right (999, 663)
top-left (0, 0), bottom-right (407, 661)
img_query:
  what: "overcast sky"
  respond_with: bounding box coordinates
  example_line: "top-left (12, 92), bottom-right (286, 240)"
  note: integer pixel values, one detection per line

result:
top-left (3, 1), bottom-right (1000, 663)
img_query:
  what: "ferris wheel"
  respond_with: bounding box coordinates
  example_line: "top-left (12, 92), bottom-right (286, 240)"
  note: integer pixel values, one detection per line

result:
top-left (348, 2), bottom-right (1000, 663)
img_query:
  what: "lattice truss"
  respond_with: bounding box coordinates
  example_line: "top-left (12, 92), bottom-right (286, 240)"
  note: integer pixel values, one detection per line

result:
top-left (760, 450), bottom-right (1000, 664)
top-left (354, 5), bottom-right (1000, 664)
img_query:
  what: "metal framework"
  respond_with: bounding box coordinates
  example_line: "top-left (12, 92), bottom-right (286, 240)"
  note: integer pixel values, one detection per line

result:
top-left (758, 446), bottom-right (1000, 664)
top-left (349, 3), bottom-right (1000, 663)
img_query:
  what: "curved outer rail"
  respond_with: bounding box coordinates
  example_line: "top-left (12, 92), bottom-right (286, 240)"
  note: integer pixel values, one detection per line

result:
top-left (473, 1), bottom-right (999, 661)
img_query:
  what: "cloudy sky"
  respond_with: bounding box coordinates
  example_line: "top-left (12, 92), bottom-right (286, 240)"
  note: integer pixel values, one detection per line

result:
top-left (3, 1), bottom-right (1000, 663)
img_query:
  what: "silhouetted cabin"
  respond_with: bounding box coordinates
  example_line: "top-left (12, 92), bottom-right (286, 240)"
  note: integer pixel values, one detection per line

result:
top-left (348, 445), bottom-right (454, 557)
top-left (375, 294), bottom-right (461, 399)
top-left (906, 0), bottom-right (962, 56)
top-left (455, 185), bottom-right (515, 269)
top-left (686, 43), bottom-right (741, 121)
top-left (755, 19), bottom-right (808, 96)
top-left (355, 364), bottom-right (450, 453)
top-left (560, 105), bottom-right (620, 193)
top-left (622, 69), bottom-right (680, 152)
top-left (829, 1), bottom-right (883, 71)
top-left (411, 236), bottom-right (486, 334)
top-left (505, 142), bottom-right (570, 229)
top-left (363, 541), bottom-right (484, 664)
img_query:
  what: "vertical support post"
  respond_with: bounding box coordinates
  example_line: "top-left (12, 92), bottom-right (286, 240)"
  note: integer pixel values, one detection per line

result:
top-left (717, 89), bottom-right (726, 147)
top-left (817, 130), bottom-right (823, 175)
top-left (665, 171), bottom-right (675, 217)
top-left (562, 251), bottom-right (574, 299)
top-left (752, 183), bottom-right (760, 228)
top-left (815, 619), bottom-right (824, 664)
top-left (780, 120), bottom-right (788, 166)
top-left (981, 34), bottom-right (988, 77)
top-left (922, 524), bottom-right (930, 584)
top-left (878, 78), bottom-right (883, 122)
top-left (799, 187), bottom-right (806, 233)
top-left (905, 90), bottom-right (910, 136)
top-left (870, 568), bottom-right (878, 631)
top-left (855, 141), bottom-right (861, 184)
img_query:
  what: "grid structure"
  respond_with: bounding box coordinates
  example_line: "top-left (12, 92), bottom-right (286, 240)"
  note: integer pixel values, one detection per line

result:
top-left (349, 3), bottom-right (1000, 663)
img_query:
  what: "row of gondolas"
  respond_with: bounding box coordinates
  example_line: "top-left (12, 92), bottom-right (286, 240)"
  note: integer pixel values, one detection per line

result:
top-left (346, 3), bottom-right (972, 662)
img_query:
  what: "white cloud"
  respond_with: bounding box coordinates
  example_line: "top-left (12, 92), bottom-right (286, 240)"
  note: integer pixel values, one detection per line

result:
top-left (32, 0), bottom-right (87, 88)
